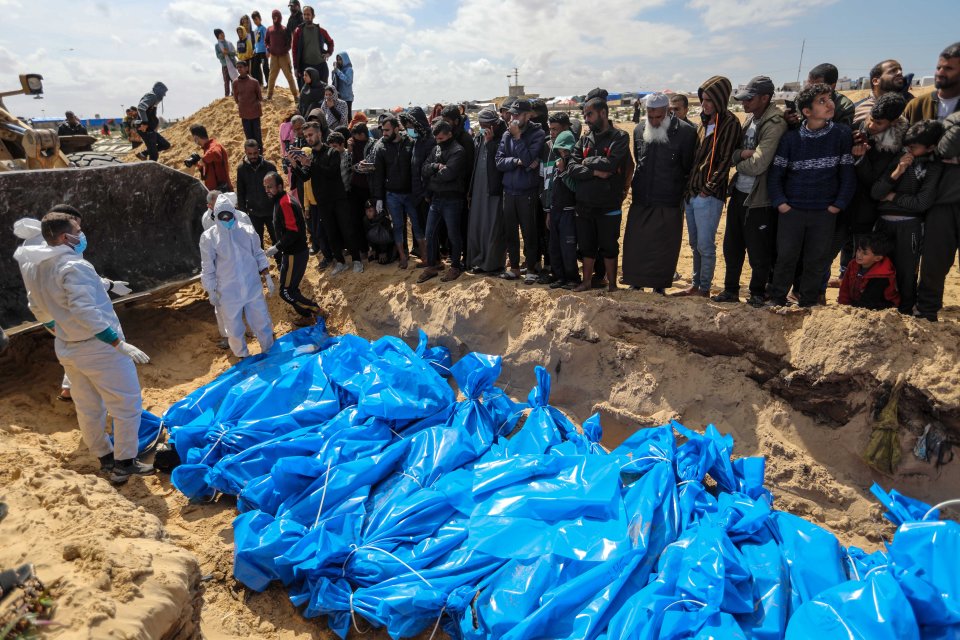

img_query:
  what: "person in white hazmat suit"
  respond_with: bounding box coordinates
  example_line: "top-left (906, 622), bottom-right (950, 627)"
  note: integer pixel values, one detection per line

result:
top-left (200, 194), bottom-right (276, 358)
top-left (201, 190), bottom-right (252, 349)
top-left (13, 210), bottom-right (133, 402)
top-left (13, 212), bottom-right (153, 483)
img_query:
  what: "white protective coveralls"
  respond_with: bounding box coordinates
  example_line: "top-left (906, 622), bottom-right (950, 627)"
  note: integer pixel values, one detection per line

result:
top-left (13, 241), bottom-right (143, 461)
top-left (200, 195), bottom-right (275, 358)
top-left (200, 197), bottom-right (252, 339)
top-left (13, 218), bottom-right (127, 393)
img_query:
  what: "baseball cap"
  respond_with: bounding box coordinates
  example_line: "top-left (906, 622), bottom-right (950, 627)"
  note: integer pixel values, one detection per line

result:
top-left (500, 97), bottom-right (516, 112)
top-left (509, 99), bottom-right (532, 114)
top-left (734, 76), bottom-right (775, 100)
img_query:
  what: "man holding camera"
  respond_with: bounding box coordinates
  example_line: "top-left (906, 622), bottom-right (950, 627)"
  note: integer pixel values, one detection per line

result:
top-left (187, 124), bottom-right (233, 192)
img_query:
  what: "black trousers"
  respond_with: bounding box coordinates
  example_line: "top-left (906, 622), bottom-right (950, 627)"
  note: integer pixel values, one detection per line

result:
top-left (503, 192), bottom-right (539, 271)
top-left (722, 189), bottom-right (774, 297)
top-left (349, 186), bottom-right (370, 253)
top-left (141, 130), bottom-right (170, 161)
top-left (318, 198), bottom-right (362, 262)
top-left (917, 202), bottom-right (960, 318)
top-left (769, 208), bottom-right (835, 306)
top-left (575, 205), bottom-right (621, 260)
top-left (249, 215), bottom-right (277, 248)
top-left (308, 203), bottom-right (333, 260)
top-left (241, 118), bottom-right (262, 149)
top-left (548, 207), bottom-right (579, 282)
top-left (252, 52), bottom-right (269, 85)
top-left (876, 217), bottom-right (924, 314)
top-left (279, 250), bottom-right (319, 316)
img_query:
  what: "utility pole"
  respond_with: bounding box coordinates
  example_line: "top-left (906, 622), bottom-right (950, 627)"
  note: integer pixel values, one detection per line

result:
top-left (795, 39), bottom-right (806, 84)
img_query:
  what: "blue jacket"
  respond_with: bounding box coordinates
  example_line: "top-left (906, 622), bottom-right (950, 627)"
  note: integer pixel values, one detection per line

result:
top-left (767, 121), bottom-right (856, 211)
top-left (494, 124), bottom-right (546, 195)
top-left (333, 51), bottom-right (354, 102)
top-left (253, 24), bottom-right (267, 54)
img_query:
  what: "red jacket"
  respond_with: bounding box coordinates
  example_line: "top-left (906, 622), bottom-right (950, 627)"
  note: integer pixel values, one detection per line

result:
top-left (200, 139), bottom-right (233, 191)
top-left (265, 11), bottom-right (291, 56)
top-left (838, 257), bottom-right (900, 310)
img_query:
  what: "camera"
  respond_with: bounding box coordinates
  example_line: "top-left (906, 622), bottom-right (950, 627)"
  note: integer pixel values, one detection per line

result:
top-left (183, 153), bottom-right (201, 168)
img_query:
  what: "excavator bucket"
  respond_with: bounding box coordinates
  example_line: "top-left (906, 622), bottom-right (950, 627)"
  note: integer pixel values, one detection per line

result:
top-left (0, 162), bottom-right (207, 328)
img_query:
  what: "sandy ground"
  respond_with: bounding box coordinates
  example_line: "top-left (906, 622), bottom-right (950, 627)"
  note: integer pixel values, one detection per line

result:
top-left (3, 92), bottom-right (960, 639)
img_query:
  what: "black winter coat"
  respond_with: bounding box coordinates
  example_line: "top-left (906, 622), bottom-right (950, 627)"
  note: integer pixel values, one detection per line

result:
top-left (630, 117), bottom-right (697, 207)
top-left (236, 157), bottom-right (278, 218)
top-left (422, 138), bottom-right (467, 198)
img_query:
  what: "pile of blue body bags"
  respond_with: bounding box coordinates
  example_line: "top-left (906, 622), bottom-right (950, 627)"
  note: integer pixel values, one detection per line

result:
top-left (159, 320), bottom-right (959, 640)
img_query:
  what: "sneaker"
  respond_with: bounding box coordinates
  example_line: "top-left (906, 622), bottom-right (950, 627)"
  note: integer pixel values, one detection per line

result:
top-left (352, 260), bottom-right (363, 273)
top-left (292, 314), bottom-right (315, 327)
top-left (99, 453), bottom-right (115, 472)
top-left (440, 267), bottom-right (462, 282)
top-left (469, 266), bottom-right (484, 275)
top-left (711, 290), bottom-right (739, 303)
top-left (331, 261), bottom-right (348, 276)
top-left (309, 247), bottom-right (318, 256)
top-left (764, 298), bottom-right (788, 308)
top-left (135, 151), bottom-right (148, 161)
top-left (536, 272), bottom-right (554, 285)
top-left (746, 294), bottom-right (766, 308)
top-left (217, 337), bottom-right (230, 349)
top-left (110, 459), bottom-right (155, 483)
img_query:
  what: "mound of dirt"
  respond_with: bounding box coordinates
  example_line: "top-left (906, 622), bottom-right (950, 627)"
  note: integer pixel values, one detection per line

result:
top-left (123, 88), bottom-right (300, 176)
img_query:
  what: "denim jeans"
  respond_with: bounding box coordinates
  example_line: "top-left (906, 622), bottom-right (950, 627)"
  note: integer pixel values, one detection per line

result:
top-left (386, 192), bottom-right (423, 245)
top-left (425, 197), bottom-right (464, 270)
top-left (685, 195), bottom-right (724, 291)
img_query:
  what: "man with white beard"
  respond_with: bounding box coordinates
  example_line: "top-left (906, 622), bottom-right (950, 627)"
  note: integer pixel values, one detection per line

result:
top-left (714, 76), bottom-right (787, 306)
top-left (621, 92), bottom-right (697, 291)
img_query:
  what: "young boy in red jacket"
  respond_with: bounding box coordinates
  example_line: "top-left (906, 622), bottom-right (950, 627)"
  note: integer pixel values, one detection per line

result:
top-left (838, 232), bottom-right (900, 310)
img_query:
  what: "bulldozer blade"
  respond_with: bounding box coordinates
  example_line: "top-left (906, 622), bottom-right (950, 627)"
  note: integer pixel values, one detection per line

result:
top-left (0, 162), bottom-right (208, 328)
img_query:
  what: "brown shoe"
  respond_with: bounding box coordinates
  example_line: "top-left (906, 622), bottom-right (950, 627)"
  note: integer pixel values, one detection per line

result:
top-left (417, 267), bottom-right (439, 283)
top-left (440, 267), bottom-right (462, 282)
top-left (672, 286), bottom-right (702, 297)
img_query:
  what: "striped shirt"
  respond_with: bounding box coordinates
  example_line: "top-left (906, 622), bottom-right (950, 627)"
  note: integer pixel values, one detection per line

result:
top-left (767, 121), bottom-right (856, 211)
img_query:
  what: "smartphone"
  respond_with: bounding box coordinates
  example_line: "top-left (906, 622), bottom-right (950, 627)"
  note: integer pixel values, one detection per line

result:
top-left (785, 99), bottom-right (797, 112)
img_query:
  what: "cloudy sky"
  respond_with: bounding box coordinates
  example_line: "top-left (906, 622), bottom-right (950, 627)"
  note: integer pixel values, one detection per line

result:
top-left (1, 0), bottom-right (957, 120)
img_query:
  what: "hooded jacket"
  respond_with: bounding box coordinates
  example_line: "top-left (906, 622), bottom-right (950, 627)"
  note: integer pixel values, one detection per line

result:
top-left (494, 122), bottom-right (546, 195)
top-left (630, 115), bottom-right (697, 207)
top-left (200, 138), bottom-right (232, 191)
top-left (297, 143), bottom-right (347, 202)
top-left (406, 107), bottom-right (437, 203)
top-left (685, 76), bottom-right (742, 201)
top-left (298, 67), bottom-right (325, 117)
top-left (137, 82), bottom-right (167, 131)
top-left (422, 137), bottom-right (467, 198)
top-left (236, 26), bottom-right (255, 61)
top-left (13, 243), bottom-right (123, 344)
top-left (731, 103), bottom-right (788, 208)
top-left (236, 155), bottom-right (278, 218)
top-left (838, 257), bottom-right (900, 309)
top-left (333, 52), bottom-right (354, 102)
top-left (199, 195), bottom-right (269, 309)
top-left (266, 10), bottom-right (291, 56)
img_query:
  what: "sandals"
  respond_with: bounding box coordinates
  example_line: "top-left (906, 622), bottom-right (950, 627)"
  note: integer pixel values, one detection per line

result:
top-left (56, 392), bottom-right (73, 403)
top-left (417, 268), bottom-right (439, 283)
top-left (498, 271), bottom-right (519, 281)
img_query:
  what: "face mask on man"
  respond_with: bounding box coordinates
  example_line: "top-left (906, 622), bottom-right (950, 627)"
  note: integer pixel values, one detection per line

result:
top-left (406, 127), bottom-right (418, 139)
top-left (66, 231), bottom-right (87, 255)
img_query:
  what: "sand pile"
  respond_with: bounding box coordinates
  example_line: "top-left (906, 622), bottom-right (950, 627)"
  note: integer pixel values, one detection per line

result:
top-left (123, 88), bottom-right (300, 176)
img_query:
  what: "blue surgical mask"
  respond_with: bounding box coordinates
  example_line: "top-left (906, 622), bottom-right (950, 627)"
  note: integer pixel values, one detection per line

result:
top-left (221, 219), bottom-right (237, 230)
top-left (67, 231), bottom-right (87, 255)
top-left (406, 128), bottom-right (418, 139)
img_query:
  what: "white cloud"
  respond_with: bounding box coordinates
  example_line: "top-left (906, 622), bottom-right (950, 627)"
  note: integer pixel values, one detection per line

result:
top-left (173, 27), bottom-right (208, 50)
top-left (687, 0), bottom-right (838, 32)
top-left (165, 0), bottom-right (251, 26)
top-left (111, 35), bottom-right (124, 45)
